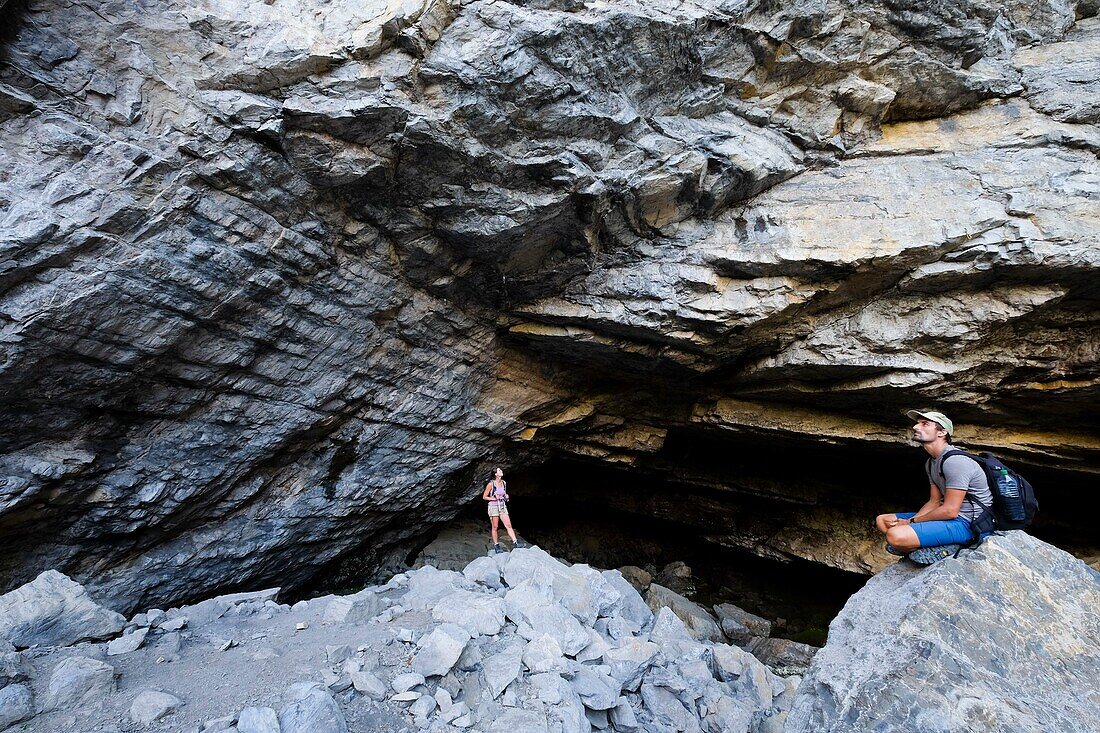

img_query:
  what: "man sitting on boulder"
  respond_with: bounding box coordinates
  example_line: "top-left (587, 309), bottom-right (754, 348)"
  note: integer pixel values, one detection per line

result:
top-left (874, 410), bottom-right (993, 564)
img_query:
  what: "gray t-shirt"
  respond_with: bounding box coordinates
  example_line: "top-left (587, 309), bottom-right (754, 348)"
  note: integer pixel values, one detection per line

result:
top-left (926, 451), bottom-right (993, 523)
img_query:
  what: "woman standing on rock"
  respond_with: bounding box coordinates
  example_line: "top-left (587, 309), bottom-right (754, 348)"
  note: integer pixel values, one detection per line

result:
top-left (482, 467), bottom-right (526, 553)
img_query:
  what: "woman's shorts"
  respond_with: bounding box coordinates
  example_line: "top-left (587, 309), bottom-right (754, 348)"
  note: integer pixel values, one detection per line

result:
top-left (488, 501), bottom-right (508, 518)
top-left (895, 512), bottom-right (973, 547)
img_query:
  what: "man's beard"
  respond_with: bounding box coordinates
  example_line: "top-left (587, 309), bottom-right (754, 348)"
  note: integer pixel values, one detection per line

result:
top-left (912, 433), bottom-right (932, 443)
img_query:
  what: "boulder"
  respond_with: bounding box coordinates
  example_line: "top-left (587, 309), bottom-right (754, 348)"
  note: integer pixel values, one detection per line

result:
top-left (44, 656), bottom-right (117, 711)
top-left (617, 566), bottom-right (652, 593)
top-left (504, 581), bottom-right (590, 655)
top-left (322, 589), bottom-right (379, 625)
top-left (0, 651), bottom-right (29, 686)
top-left (0, 570), bottom-right (126, 649)
top-left (107, 626), bottom-right (149, 656)
top-left (462, 555), bottom-right (504, 590)
top-left (278, 682), bottom-right (348, 733)
top-left (130, 689), bottom-right (183, 724)
top-left (432, 590), bottom-right (506, 636)
top-left (712, 603), bottom-right (771, 646)
top-left (745, 637), bottom-right (818, 674)
top-left (350, 670), bottom-right (387, 700)
top-left (413, 627), bottom-right (469, 677)
top-left (482, 639), bottom-right (524, 699)
top-left (645, 584), bottom-right (723, 643)
top-left (0, 683), bottom-right (34, 729)
top-left (787, 533), bottom-right (1100, 733)
top-left (655, 561), bottom-right (694, 597)
top-left (238, 705), bottom-right (280, 733)
top-left (503, 547), bottom-right (601, 624)
top-left (601, 570), bottom-right (653, 628)
top-left (178, 588), bottom-right (279, 626)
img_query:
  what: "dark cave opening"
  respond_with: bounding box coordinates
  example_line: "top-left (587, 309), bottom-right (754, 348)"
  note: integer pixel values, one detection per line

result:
top-left (297, 427), bottom-right (1098, 647)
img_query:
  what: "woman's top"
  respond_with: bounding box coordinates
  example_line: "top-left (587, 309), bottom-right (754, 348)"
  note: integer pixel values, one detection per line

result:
top-left (489, 479), bottom-right (507, 506)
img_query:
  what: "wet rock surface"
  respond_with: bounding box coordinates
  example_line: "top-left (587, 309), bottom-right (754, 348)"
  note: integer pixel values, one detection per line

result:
top-left (0, 0), bottom-right (1098, 610)
top-left (787, 532), bottom-right (1100, 733)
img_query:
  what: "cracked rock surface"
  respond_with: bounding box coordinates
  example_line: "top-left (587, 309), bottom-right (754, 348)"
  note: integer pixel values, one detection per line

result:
top-left (0, 0), bottom-right (1098, 607)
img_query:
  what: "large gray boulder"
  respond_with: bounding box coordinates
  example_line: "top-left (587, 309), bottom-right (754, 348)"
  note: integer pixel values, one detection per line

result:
top-left (787, 533), bottom-right (1100, 733)
top-left (278, 682), bottom-right (348, 733)
top-left (43, 656), bottom-right (117, 711)
top-left (0, 571), bottom-right (125, 649)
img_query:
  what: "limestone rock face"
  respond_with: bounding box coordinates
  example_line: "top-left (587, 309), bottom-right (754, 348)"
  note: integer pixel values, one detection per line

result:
top-left (0, 0), bottom-right (1098, 608)
top-left (786, 533), bottom-right (1100, 733)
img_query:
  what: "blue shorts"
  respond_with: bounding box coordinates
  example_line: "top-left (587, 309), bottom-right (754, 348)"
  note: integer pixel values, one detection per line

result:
top-left (895, 512), bottom-right (974, 547)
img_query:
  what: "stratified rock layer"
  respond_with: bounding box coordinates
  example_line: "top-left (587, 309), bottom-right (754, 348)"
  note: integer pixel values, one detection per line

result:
top-left (0, 1), bottom-right (1098, 607)
top-left (786, 533), bottom-right (1100, 733)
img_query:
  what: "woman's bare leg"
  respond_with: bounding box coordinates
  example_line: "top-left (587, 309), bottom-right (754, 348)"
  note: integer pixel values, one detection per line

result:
top-left (500, 514), bottom-right (518, 543)
top-left (490, 516), bottom-right (500, 545)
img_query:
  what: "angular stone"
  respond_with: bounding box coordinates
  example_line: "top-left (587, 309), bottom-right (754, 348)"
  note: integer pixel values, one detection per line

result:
top-left (787, 534), bottom-right (1100, 733)
top-left (569, 666), bottom-right (619, 711)
top-left (322, 590), bottom-right (379, 625)
top-left (278, 682), bottom-right (348, 733)
top-left (712, 603), bottom-right (771, 646)
top-left (179, 588), bottom-right (279, 626)
top-left (237, 706), bottom-right (280, 733)
top-left (522, 635), bottom-right (566, 674)
top-left (0, 683), bottom-right (34, 729)
top-left (413, 627), bottom-right (468, 677)
top-left (609, 696), bottom-right (639, 732)
top-left (432, 590), bottom-right (505, 636)
top-left (482, 639), bottom-right (524, 699)
top-left (617, 567), bottom-right (652, 593)
top-left (503, 548), bottom-right (598, 625)
top-left (0, 651), bottom-right (29, 686)
top-left (646, 584), bottom-right (723, 643)
top-left (504, 581), bottom-right (589, 656)
top-left (325, 644), bottom-right (352, 664)
top-left (391, 672), bottom-right (426, 693)
top-left (107, 626), bottom-right (149, 656)
top-left (350, 670), bottom-right (387, 700)
top-left (0, 571), bottom-right (125, 649)
top-left (462, 555), bottom-right (503, 589)
top-left (401, 567), bottom-right (470, 611)
top-left (601, 570), bottom-right (653, 628)
top-left (745, 637), bottom-right (818, 675)
top-left (44, 656), bottom-right (117, 711)
top-left (129, 689), bottom-right (183, 724)
top-left (410, 692), bottom-right (436, 718)
top-left (603, 639), bottom-right (659, 692)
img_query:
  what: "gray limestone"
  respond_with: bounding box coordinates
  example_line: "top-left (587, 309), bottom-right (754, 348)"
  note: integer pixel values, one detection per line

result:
top-left (413, 626), bottom-right (468, 677)
top-left (278, 683), bottom-right (348, 733)
top-left (786, 533), bottom-right (1100, 733)
top-left (0, 683), bottom-right (34, 729)
top-left (237, 706), bottom-right (280, 733)
top-left (0, 571), bottom-right (126, 649)
top-left (645, 584), bottom-right (724, 644)
top-left (129, 689), bottom-right (183, 724)
top-left (44, 656), bottom-right (117, 711)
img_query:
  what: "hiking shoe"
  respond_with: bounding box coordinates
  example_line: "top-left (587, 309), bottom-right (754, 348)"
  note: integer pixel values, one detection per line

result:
top-left (885, 543), bottom-right (907, 557)
top-left (907, 544), bottom-right (961, 565)
top-left (491, 543), bottom-right (503, 554)
top-left (514, 540), bottom-right (527, 549)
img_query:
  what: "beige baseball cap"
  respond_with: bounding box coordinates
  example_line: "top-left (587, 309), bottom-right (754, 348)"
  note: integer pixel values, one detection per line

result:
top-left (905, 409), bottom-right (953, 436)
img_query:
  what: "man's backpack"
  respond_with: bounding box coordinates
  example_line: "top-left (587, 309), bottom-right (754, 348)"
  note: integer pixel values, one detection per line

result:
top-left (935, 450), bottom-right (1039, 538)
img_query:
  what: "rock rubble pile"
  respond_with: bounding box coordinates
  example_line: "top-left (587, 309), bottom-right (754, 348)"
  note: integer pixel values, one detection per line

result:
top-left (1, 547), bottom-right (797, 733)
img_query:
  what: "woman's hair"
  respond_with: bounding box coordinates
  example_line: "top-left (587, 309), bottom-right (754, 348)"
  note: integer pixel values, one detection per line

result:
top-left (493, 467), bottom-right (503, 475)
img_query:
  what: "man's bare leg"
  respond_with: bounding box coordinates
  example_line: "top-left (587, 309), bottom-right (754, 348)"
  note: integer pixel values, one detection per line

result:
top-left (875, 514), bottom-right (899, 535)
top-left (886, 524), bottom-right (921, 552)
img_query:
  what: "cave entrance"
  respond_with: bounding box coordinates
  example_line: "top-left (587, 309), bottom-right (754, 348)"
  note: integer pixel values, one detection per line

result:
top-left (437, 457), bottom-right (871, 646)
